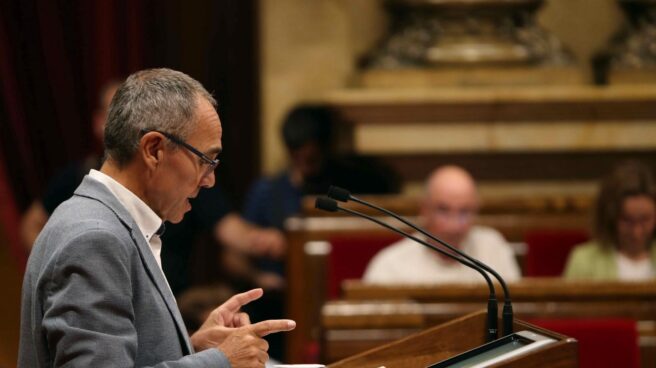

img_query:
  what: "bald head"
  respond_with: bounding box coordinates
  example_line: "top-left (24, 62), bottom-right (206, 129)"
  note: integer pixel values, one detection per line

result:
top-left (425, 165), bottom-right (478, 204)
top-left (422, 165), bottom-right (479, 248)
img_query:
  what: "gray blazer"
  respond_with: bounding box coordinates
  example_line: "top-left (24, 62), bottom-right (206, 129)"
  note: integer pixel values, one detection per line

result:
top-left (19, 176), bottom-right (230, 367)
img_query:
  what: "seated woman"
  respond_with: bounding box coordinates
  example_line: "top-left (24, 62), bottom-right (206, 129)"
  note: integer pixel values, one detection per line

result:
top-left (564, 161), bottom-right (656, 280)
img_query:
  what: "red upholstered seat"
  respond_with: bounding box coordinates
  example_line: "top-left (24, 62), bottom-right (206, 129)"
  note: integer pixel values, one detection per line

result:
top-left (523, 229), bottom-right (589, 277)
top-left (327, 234), bottom-right (401, 299)
top-left (530, 318), bottom-right (640, 368)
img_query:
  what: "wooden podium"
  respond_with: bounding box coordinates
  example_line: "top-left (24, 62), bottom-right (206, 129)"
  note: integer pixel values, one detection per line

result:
top-left (327, 310), bottom-right (577, 368)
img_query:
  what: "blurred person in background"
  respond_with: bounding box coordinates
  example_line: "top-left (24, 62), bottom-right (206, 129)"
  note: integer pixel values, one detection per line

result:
top-left (564, 161), bottom-right (656, 280)
top-left (241, 105), bottom-right (400, 359)
top-left (242, 104), bottom-right (400, 284)
top-left (19, 81), bottom-right (121, 250)
top-left (244, 104), bottom-right (399, 235)
top-left (364, 165), bottom-right (520, 284)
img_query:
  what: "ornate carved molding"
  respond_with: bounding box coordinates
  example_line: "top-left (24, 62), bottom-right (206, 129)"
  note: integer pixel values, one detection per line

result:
top-left (364, 0), bottom-right (573, 68)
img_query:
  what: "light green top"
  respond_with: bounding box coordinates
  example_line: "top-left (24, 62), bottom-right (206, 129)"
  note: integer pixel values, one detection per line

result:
top-left (563, 240), bottom-right (656, 280)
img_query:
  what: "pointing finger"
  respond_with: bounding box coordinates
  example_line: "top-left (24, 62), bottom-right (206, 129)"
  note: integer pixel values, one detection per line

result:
top-left (249, 319), bottom-right (296, 337)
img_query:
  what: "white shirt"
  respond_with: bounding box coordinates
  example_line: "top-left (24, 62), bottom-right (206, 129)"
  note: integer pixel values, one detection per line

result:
top-left (363, 226), bottom-right (521, 284)
top-left (88, 170), bottom-right (166, 270)
top-left (616, 252), bottom-right (655, 281)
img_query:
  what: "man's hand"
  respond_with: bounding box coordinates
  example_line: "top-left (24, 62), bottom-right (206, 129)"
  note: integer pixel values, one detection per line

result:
top-left (249, 228), bottom-right (286, 259)
top-left (190, 288), bottom-right (260, 351)
top-left (218, 320), bottom-right (296, 368)
top-left (215, 214), bottom-right (287, 259)
top-left (190, 288), bottom-right (295, 353)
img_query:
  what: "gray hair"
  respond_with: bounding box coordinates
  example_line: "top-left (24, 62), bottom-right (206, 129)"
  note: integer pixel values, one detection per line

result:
top-left (104, 68), bottom-right (217, 166)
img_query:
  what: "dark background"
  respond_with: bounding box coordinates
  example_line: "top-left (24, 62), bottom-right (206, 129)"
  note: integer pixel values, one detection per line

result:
top-left (0, 0), bottom-right (261, 212)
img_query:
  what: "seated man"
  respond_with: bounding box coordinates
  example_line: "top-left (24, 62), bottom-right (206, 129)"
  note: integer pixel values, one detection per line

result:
top-left (242, 105), bottom-right (399, 360)
top-left (363, 165), bottom-right (521, 284)
top-left (244, 105), bottom-right (399, 231)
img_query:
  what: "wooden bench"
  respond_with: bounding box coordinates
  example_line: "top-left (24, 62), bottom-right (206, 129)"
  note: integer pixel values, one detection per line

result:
top-left (322, 280), bottom-right (656, 367)
top-left (284, 193), bottom-right (592, 362)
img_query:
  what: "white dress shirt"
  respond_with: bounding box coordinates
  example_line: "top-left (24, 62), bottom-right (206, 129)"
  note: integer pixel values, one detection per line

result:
top-left (88, 170), bottom-right (166, 270)
top-left (363, 226), bottom-right (521, 284)
top-left (616, 252), bottom-right (655, 280)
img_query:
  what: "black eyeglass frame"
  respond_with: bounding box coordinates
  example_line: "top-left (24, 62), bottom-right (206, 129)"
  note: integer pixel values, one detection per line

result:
top-left (140, 129), bottom-right (219, 177)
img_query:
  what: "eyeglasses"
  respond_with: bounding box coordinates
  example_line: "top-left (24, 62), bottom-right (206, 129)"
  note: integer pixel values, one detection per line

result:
top-left (428, 205), bottom-right (476, 224)
top-left (141, 129), bottom-right (219, 178)
top-left (619, 214), bottom-right (655, 228)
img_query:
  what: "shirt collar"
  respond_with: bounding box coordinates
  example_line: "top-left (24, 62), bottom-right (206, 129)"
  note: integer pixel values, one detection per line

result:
top-left (88, 169), bottom-right (164, 241)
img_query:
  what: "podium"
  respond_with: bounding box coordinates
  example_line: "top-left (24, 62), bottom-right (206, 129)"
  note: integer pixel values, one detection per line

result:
top-left (327, 310), bottom-right (577, 368)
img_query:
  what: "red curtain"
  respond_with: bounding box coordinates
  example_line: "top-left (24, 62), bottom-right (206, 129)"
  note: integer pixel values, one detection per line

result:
top-left (0, 0), bottom-right (261, 269)
top-left (0, 151), bottom-right (25, 270)
top-left (0, 0), bottom-right (146, 267)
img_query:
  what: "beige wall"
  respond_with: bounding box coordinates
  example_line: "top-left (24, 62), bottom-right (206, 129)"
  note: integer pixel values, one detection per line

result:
top-left (538, 0), bottom-right (624, 78)
top-left (259, 0), bottom-right (386, 173)
top-left (259, 0), bottom-right (626, 174)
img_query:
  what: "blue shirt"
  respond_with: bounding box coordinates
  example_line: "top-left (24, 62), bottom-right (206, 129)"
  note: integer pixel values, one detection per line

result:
top-left (243, 171), bottom-right (302, 230)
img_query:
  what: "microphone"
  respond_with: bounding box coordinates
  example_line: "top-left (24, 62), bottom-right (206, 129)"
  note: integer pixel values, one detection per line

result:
top-left (315, 196), bottom-right (500, 342)
top-left (326, 186), bottom-right (514, 337)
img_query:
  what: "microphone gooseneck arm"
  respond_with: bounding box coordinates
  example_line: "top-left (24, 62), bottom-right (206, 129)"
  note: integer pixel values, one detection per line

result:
top-left (326, 186), bottom-right (514, 336)
top-left (316, 197), bottom-right (499, 341)
top-left (340, 207), bottom-right (495, 292)
top-left (348, 194), bottom-right (514, 336)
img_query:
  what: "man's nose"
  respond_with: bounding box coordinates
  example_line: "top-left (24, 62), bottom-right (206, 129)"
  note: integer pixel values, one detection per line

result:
top-left (201, 169), bottom-right (216, 188)
top-left (442, 217), bottom-right (467, 233)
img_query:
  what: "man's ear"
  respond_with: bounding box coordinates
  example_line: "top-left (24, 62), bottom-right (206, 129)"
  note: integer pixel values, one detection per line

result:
top-left (140, 132), bottom-right (165, 171)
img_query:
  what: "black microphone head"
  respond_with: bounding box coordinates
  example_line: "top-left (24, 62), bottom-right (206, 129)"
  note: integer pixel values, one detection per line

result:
top-left (315, 197), bottom-right (339, 212)
top-left (327, 186), bottom-right (351, 202)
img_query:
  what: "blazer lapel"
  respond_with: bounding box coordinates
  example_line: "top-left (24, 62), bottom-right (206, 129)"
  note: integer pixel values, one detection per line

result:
top-left (74, 176), bottom-right (194, 354)
top-left (128, 228), bottom-right (195, 354)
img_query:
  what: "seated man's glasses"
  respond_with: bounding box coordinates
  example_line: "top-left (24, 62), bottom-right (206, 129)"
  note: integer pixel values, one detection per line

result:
top-left (140, 129), bottom-right (219, 178)
top-left (429, 204), bottom-right (476, 224)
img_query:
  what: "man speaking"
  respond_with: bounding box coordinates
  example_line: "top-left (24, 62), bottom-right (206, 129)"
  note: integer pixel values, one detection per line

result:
top-left (18, 68), bottom-right (295, 367)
